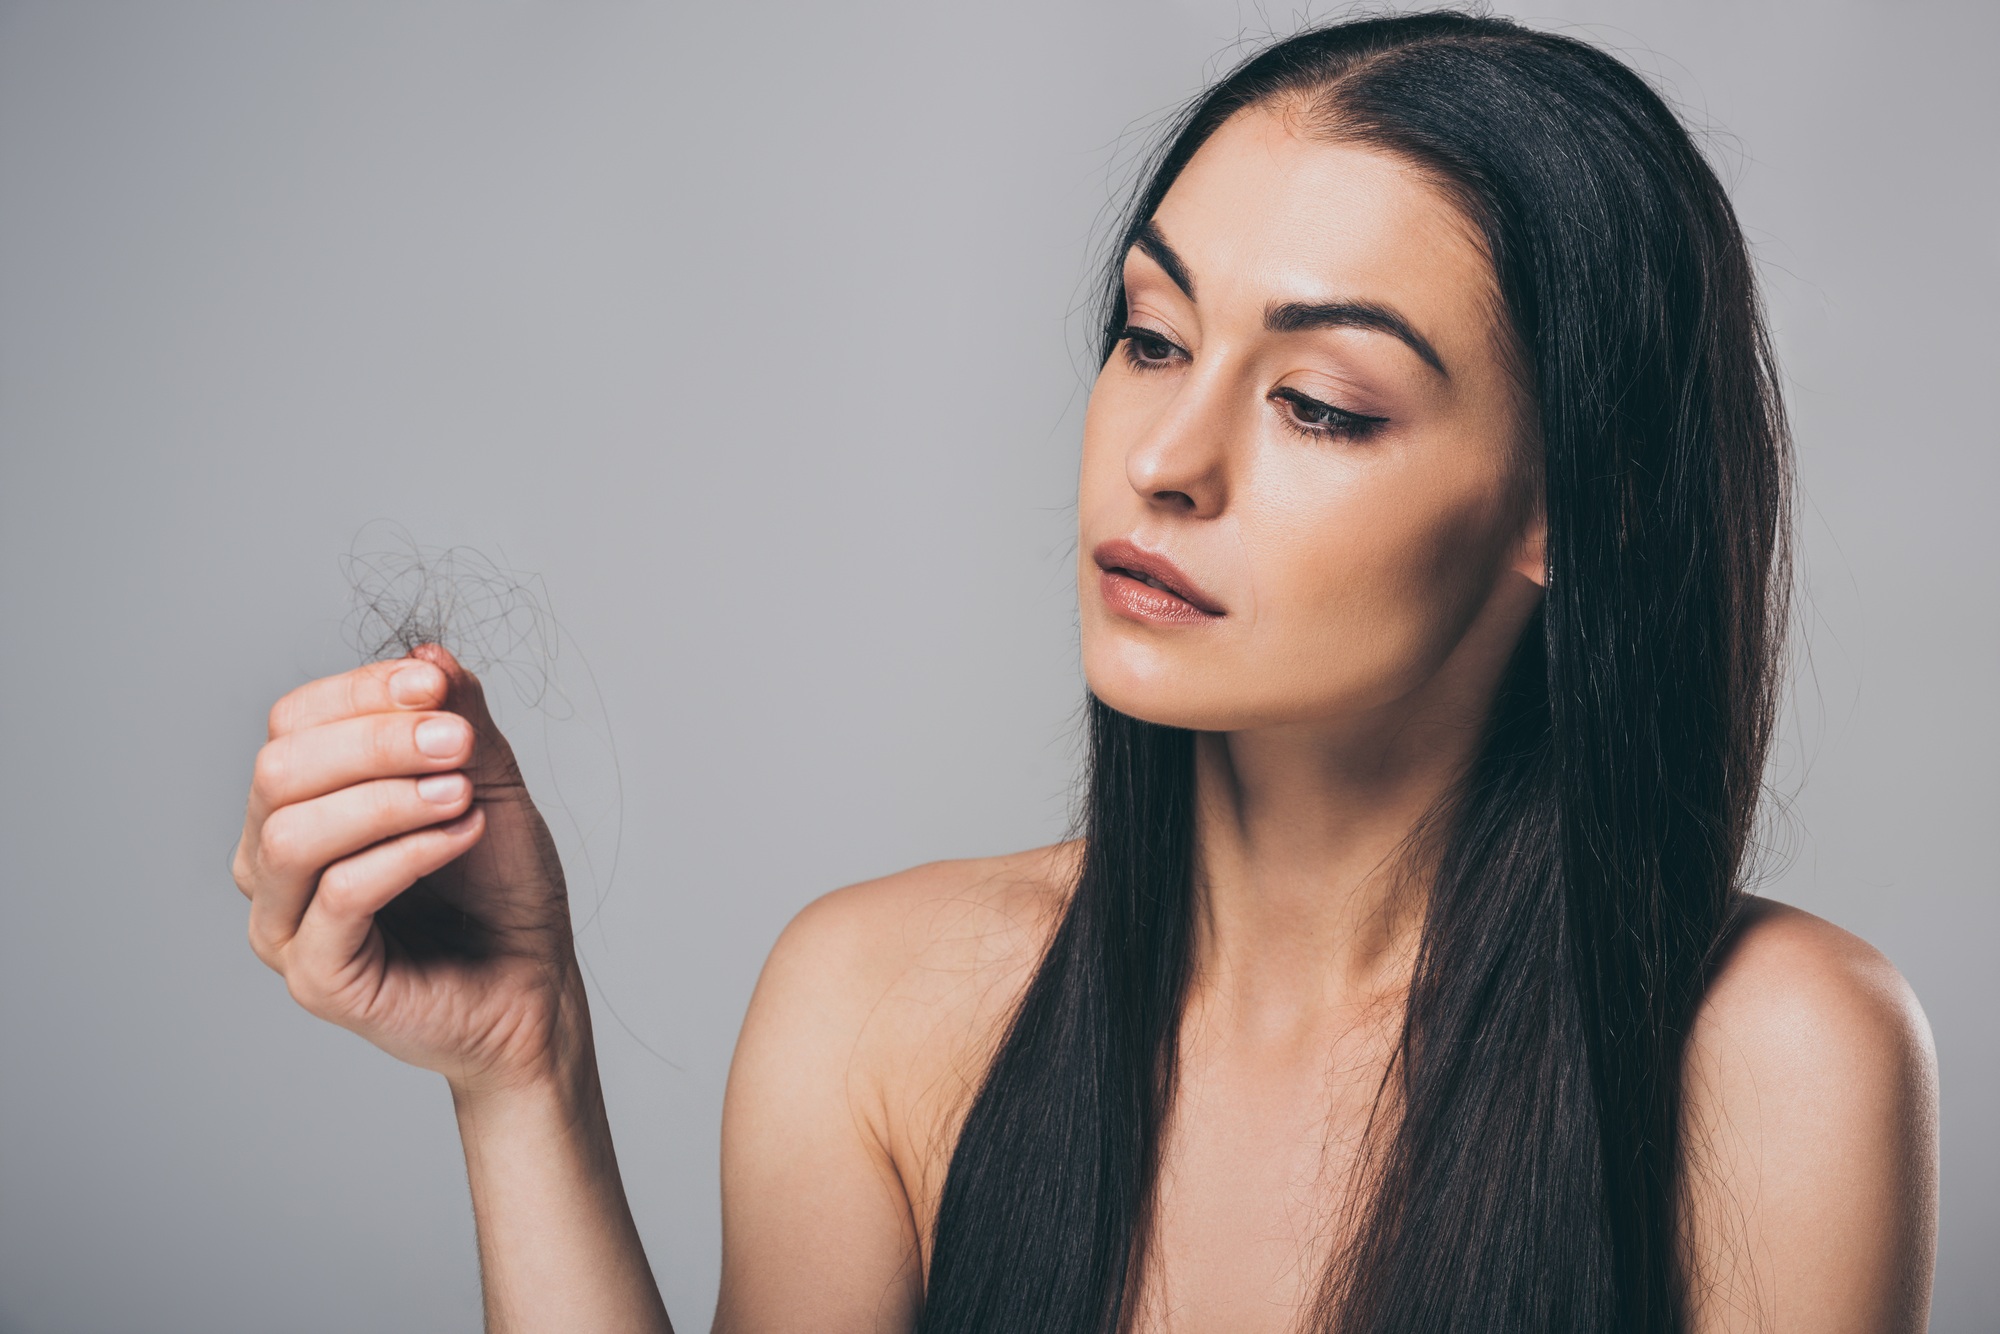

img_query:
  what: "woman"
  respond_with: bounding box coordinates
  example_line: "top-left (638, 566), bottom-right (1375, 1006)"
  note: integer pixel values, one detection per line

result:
top-left (230, 13), bottom-right (1937, 1332)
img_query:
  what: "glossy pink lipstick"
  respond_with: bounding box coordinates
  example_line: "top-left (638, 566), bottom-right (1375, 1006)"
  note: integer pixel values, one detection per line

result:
top-left (1093, 538), bottom-right (1224, 625)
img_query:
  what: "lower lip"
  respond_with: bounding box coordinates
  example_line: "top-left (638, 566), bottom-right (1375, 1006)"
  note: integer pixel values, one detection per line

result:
top-left (1098, 570), bottom-right (1221, 625)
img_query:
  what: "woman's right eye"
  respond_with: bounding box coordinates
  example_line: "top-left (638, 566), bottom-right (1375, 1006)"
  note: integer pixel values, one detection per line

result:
top-left (1119, 326), bottom-right (1184, 369)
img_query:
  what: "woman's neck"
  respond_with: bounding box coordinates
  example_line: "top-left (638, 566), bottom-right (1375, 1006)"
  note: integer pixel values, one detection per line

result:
top-left (1187, 699), bottom-right (1494, 1040)
top-left (1180, 567), bottom-right (1544, 1043)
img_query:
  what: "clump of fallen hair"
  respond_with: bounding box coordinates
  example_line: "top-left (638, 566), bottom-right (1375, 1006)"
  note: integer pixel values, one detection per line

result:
top-left (340, 520), bottom-right (561, 714)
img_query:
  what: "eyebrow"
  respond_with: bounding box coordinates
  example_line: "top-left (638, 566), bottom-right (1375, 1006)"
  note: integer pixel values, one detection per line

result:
top-left (1266, 300), bottom-right (1448, 377)
top-left (1127, 221), bottom-right (1448, 380)
top-left (1132, 220), bottom-right (1195, 300)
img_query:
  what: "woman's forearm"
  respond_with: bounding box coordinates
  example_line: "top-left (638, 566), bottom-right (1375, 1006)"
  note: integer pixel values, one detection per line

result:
top-left (452, 1033), bottom-right (673, 1334)
top-left (233, 651), bottom-right (676, 1331)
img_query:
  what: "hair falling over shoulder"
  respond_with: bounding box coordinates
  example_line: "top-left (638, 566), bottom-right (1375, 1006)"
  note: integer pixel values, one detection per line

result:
top-left (918, 11), bottom-right (1792, 1333)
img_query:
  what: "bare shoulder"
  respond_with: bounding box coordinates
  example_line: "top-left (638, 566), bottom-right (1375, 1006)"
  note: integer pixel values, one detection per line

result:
top-left (1689, 897), bottom-right (1937, 1163)
top-left (715, 844), bottom-right (1077, 1332)
top-left (1682, 896), bottom-right (1939, 1333)
top-left (732, 841), bottom-right (1078, 1125)
top-left (1696, 897), bottom-right (1931, 1063)
top-left (776, 841), bottom-right (1076, 971)
top-left (752, 841), bottom-right (1077, 1044)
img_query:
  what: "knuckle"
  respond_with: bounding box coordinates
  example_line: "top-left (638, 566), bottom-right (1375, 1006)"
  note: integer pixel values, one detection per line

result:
top-left (317, 862), bottom-right (362, 914)
top-left (284, 967), bottom-right (327, 1013)
top-left (251, 743), bottom-right (292, 803)
top-left (246, 918), bottom-right (273, 965)
top-left (257, 809), bottom-right (304, 870)
top-left (345, 668), bottom-right (381, 720)
top-left (267, 680), bottom-right (317, 739)
top-left (246, 916), bottom-right (286, 972)
top-left (369, 716), bottom-right (409, 769)
top-left (373, 778), bottom-right (408, 823)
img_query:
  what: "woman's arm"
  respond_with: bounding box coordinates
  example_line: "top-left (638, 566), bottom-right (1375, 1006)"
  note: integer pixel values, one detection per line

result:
top-left (236, 645), bottom-right (936, 1333)
top-left (233, 647), bottom-right (669, 1330)
top-left (1682, 898), bottom-right (1940, 1333)
top-left (712, 881), bottom-right (944, 1333)
top-left (713, 849), bottom-right (1070, 1332)
top-left (453, 1005), bottom-right (672, 1333)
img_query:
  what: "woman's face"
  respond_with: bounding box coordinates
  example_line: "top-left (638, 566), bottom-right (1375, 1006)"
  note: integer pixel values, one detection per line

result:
top-left (1078, 106), bottom-right (1545, 735)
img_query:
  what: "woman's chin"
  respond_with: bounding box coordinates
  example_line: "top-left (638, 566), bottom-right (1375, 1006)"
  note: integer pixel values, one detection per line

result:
top-left (1083, 645), bottom-right (1402, 735)
top-left (1083, 660), bottom-right (1254, 734)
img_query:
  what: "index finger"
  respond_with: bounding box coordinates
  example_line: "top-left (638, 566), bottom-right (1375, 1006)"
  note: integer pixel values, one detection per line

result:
top-left (267, 656), bottom-right (447, 739)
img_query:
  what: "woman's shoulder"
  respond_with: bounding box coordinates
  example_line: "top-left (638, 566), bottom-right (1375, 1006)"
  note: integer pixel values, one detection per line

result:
top-left (722, 842), bottom-right (1080, 1251)
top-left (1691, 895), bottom-right (1934, 1093)
top-left (1681, 896), bottom-right (1939, 1331)
top-left (760, 840), bottom-right (1080, 1011)
top-left (731, 841), bottom-right (1080, 1119)
top-left (715, 849), bottom-right (1080, 1324)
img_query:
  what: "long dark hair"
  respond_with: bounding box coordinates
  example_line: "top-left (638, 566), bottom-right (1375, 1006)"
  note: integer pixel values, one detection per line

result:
top-left (919, 12), bottom-right (1791, 1332)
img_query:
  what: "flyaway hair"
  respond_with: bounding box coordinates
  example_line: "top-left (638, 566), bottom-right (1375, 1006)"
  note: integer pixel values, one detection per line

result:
top-left (342, 520), bottom-right (564, 715)
top-left (919, 12), bottom-right (1791, 1333)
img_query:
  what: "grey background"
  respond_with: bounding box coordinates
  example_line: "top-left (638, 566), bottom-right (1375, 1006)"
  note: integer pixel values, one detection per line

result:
top-left (1, 1), bottom-right (1993, 1330)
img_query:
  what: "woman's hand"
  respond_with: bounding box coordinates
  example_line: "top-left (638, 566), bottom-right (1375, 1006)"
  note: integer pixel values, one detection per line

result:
top-left (235, 644), bottom-right (673, 1330)
top-left (232, 643), bottom-right (585, 1096)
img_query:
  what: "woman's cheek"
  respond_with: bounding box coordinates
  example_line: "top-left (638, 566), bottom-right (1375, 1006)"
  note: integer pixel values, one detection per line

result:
top-left (1242, 501), bottom-right (1460, 710)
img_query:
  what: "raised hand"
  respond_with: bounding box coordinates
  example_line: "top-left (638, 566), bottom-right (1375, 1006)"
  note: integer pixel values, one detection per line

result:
top-left (233, 643), bottom-right (587, 1095)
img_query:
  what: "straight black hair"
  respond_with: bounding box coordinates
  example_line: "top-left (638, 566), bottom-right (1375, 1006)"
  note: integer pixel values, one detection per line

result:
top-left (920, 11), bottom-right (1791, 1332)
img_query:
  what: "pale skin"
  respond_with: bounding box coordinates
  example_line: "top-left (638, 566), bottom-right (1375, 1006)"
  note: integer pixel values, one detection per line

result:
top-left (233, 106), bottom-right (1938, 1333)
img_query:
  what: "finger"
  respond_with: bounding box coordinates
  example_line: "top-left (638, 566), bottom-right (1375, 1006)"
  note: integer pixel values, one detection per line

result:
top-left (248, 707), bottom-right (476, 824)
top-left (406, 645), bottom-right (566, 912)
top-left (285, 807), bottom-right (488, 990)
top-left (409, 644), bottom-right (524, 789)
top-left (244, 772), bottom-right (475, 958)
top-left (267, 656), bottom-right (448, 740)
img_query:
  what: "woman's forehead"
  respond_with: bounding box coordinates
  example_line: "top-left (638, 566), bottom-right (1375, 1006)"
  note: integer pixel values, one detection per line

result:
top-left (1146, 107), bottom-right (1495, 326)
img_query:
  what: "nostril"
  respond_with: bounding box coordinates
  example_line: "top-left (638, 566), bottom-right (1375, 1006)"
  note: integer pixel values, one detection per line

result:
top-left (1153, 489), bottom-right (1197, 511)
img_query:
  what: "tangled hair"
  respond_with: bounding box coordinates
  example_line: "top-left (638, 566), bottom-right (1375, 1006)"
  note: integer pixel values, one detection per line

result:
top-left (338, 523), bottom-right (648, 1036)
top-left (920, 12), bottom-right (1791, 1333)
top-left (341, 521), bottom-right (562, 714)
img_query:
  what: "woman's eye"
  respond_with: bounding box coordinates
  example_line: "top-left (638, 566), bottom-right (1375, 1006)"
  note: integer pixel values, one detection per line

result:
top-left (1119, 326), bottom-right (1182, 368)
top-left (1288, 396), bottom-right (1334, 426)
top-left (1270, 387), bottom-right (1388, 441)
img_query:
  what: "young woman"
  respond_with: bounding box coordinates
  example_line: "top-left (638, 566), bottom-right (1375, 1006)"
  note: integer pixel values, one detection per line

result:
top-left (230, 13), bottom-right (1938, 1332)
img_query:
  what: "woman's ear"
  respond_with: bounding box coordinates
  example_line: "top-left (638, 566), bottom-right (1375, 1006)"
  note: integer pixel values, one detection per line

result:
top-left (1508, 505), bottom-right (1548, 589)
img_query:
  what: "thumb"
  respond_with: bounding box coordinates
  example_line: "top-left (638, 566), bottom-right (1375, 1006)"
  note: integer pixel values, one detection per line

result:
top-left (406, 643), bottom-right (525, 792)
top-left (405, 643), bottom-right (566, 901)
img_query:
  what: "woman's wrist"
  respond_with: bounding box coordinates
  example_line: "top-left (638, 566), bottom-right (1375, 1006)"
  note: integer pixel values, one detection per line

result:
top-left (445, 962), bottom-right (601, 1112)
top-left (446, 977), bottom-right (671, 1333)
top-left (449, 1047), bottom-right (609, 1157)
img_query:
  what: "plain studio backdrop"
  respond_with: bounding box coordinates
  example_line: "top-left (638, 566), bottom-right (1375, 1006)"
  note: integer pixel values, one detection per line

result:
top-left (1, 1), bottom-right (1993, 1330)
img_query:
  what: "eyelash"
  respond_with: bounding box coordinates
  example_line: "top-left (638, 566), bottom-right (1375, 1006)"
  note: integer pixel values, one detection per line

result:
top-left (1117, 324), bottom-right (1390, 443)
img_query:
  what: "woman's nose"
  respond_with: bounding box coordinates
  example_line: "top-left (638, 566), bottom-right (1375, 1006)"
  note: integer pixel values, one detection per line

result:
top-left (1125, 372), bottom-right (1234, 518)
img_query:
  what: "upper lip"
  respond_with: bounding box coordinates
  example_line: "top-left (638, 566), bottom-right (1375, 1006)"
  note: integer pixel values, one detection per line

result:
top-left (1092, 538), bottom-right (1225, 615)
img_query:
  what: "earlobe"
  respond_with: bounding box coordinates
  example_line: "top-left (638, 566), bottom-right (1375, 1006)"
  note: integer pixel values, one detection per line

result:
top-left (1509, 513), bottom-right (1549, 589)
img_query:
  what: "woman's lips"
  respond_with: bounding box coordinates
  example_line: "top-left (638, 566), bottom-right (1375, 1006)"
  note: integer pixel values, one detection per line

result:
top-left (1093, 539), bottom-right (1224, 624)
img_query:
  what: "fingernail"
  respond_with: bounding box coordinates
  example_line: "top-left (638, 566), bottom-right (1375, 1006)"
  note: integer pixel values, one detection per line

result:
top-left (414, 717), bottom-right (470, 758)
top-left (416, 772), bottom-right (468, 804)
top-left (390, 664), bottom-right (441, 707)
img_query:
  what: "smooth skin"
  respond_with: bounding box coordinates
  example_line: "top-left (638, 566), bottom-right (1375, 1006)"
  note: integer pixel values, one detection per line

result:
top-left (235, 106), bottom-right (1937, 1333)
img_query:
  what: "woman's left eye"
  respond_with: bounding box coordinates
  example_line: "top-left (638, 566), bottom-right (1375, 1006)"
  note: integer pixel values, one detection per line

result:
top-left (1118, 325), bottom-right (1184, 369)
top-left (1270, 387), bottom-right (1388, 441)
